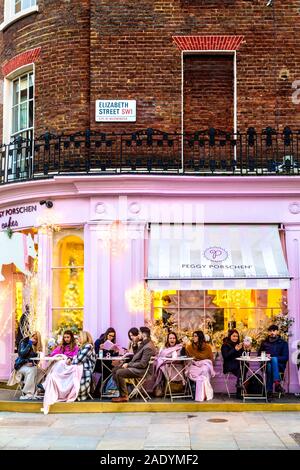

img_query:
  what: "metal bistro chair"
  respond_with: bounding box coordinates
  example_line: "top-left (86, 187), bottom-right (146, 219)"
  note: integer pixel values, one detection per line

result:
top-left (127, 357), bottom-right (155, 402)
top-left (276, 362), bottom-right (289, 399)
top-left (7, 353), bottom-right (24, 398)
top-left (224, 372), bottom-right (236, 398)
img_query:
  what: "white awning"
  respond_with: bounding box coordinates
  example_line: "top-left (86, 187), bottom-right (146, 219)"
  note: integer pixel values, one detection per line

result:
top-left (146, 224), bottom-right (290, 290)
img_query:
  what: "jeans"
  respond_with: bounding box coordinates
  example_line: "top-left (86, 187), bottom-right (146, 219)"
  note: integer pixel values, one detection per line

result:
top-left (266, 356), bottom-right (281, 392)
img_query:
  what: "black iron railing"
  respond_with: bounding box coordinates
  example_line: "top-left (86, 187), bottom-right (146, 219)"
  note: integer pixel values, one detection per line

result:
top-left (1, 127), bottom-right (300, 184)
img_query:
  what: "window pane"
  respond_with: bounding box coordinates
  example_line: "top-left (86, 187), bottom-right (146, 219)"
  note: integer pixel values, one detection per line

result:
top-left (52, 268), bottom-right (85, 309)
top-left (15, 1), bottom-right (21, 14)
top-left (20, 102), bottom-right (28, 130)
top-left (22, 0), bottom-right (32, 10)
top-left (52, 231), bottom-right (84, 335)
top-left (12, 107), bottom-right (19, 134)
top-left (29, 75), bottom-right (34, 99)
top-left (29, 101), bottom-right (33, 128)
top-left (51, 309), bottom-right (84, 336)
top-left (12, 80), bottom-right (19, 106)
top-left (20, 75), bottom-right (28, 102)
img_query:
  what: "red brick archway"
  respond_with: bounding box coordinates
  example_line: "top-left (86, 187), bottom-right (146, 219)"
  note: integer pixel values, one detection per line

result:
top-left (2, 47), bottom-right (41, 77)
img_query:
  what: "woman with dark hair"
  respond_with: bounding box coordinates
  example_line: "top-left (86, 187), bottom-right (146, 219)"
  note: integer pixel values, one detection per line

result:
top-left (184, 330), bottom-right (215, 401)
top-left (93, 327), bottom-right (119, 398)
top-left (165, 331), bottom-right (180, 348)
top-left (127, 327), bottom-right (140, 355)
top-left (94, 328), bottom-right (118, 356)
top-left (50, 330), bottom-right (79, 359)
top-left (221, 329), bottom-right (250, 397)
top-left (152, 331), bottom-right (183, 395)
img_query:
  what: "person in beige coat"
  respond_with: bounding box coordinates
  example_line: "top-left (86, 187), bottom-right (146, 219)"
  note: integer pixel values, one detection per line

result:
top-left (112, 326), bottom-right (156, 402)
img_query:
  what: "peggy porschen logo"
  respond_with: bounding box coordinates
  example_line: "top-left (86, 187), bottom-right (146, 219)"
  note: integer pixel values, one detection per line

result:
top-left (181, 246), bottom-right (253, 270)
top-left (203, 246), bottom-right (228, 262)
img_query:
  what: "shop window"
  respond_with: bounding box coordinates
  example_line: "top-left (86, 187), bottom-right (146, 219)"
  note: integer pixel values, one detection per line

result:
top-left (152, 289), bottom-right (284, 343)
top-left (1, 1), bottom-right (38, 30)
top-left (12, 228), bottom-right (38, 349)
top-left (52, 229), bottom-right (84, 336)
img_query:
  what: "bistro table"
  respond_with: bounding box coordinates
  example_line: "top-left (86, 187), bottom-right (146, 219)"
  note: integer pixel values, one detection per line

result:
top-left (29, 356), bottom-right (62, 388)
top-left (160, 356), bottom-right (194, 401)
top-left (97, 356), bottom-right (127, 398)
top-left (236, 356), bottom-right (270, 402)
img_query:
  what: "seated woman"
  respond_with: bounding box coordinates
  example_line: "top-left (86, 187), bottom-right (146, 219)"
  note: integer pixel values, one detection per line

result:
top-left (221, 329), bottom-right (250, 398)
top-left (8, 331), bottom-right (43, 400)
top-left (50, 330), bottom-right (79, 359)
top-left (93, 327), bottom-right (119, 398)
top-left (36, 330), bottom-right (80, 395)
top-left (183, 330), bottom-right (215, 402)
top-left (127, 327), bottom-right (141, 355)
top-left (94, 327), bottom-right (119, 356)
top-left (42, 331), bottom-right (96, 414)
top-left (152, 332), bottom-right (183, 396)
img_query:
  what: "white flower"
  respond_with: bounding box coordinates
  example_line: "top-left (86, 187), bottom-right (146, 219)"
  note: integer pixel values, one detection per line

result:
top-left (47, 338), bottom-right (56, 347)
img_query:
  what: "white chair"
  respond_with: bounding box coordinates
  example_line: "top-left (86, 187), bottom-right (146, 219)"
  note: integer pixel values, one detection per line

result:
top-left (127, 357), bottom-right (155, 402)
top-left (223, 372), bottom-right (233, 398)
top-left (224, 372), bottom-right (236, 398)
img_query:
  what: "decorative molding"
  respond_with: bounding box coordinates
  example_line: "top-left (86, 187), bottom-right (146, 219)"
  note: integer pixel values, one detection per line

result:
top-left (3, 176), bottom-right (300, 207)
top-left (289, 202), bottom-right (300, 214)
top-left (95, 202), bottom-right (106, 214)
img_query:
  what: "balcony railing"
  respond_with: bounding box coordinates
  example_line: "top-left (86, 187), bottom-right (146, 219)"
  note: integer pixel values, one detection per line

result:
top-left (1, 127), bottom-right (300, 184)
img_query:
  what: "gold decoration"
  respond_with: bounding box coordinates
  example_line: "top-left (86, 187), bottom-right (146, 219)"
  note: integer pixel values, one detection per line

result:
top-left (126, 283), bottom-right (152, 313)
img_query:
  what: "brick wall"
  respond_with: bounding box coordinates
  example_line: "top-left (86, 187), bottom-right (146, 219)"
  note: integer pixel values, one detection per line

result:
top-left (0, 0), bottom-right (299, 141)
top-left (183, 54), bottom-right (234, 132)
top-left (90, 0), bottom-right (300, 133)
top-left (0, 0), bottom-right (90, 141)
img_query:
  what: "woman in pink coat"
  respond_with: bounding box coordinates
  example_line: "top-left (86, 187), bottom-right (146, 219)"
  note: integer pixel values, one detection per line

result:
top-left (50, 330), bottom-right (79, 359)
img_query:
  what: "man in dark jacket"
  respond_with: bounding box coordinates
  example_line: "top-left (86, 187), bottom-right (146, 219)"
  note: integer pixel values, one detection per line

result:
top-left (112, 326), bottom-right (157, 402)
top-left (258, 324), bottom-right (289, 395)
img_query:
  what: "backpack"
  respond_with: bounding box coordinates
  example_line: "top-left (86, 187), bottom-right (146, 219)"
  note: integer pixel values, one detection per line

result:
top-left (245, 374), bottom-right (265, 396)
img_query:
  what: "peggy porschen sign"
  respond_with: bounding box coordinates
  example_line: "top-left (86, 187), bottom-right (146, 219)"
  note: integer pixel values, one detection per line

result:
top-left (0, 204), bottom-right (39, 230)
top-left (95, 100), bottom-right (136, 122)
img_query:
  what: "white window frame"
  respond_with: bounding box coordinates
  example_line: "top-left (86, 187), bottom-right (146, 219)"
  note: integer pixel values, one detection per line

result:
top-left (0, 0), bottom-right (38, 32)
top-left (2, 64), bottom-right (35, 181)
top-left (2, 63), bottom-right (35, 144)
top-left (11, 70), bottom-right (34, 141)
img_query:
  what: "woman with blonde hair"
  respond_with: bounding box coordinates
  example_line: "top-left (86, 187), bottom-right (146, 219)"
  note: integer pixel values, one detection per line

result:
top-left (8, 331), bottom-right (43, 400)
top-left (68, 330), bottom-right (96, 401)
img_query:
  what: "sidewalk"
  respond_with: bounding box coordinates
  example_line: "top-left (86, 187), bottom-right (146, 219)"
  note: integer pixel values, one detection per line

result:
top-left (0, 411), bottom-right (300, 450)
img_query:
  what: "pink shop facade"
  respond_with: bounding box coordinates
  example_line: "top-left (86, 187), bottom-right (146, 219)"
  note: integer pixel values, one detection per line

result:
top-left (0, 175), bottom-right (300, 393)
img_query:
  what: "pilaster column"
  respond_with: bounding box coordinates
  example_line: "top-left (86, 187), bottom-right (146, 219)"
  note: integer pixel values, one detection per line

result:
top-left (110, 221), bottom-right (147, 347)
top-left (37, 228), bottom-right (53, 344)
top-left (284, 224), bottom-right (300, 393)
top-left (84, 222), bottom-right (111, 341)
